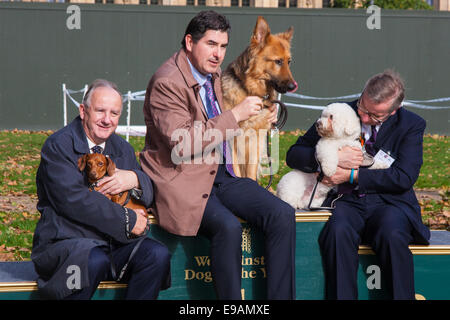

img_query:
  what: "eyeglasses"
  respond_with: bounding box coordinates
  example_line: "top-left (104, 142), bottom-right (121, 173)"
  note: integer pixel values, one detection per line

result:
top-left (357, 99), bottom-right (392, 124)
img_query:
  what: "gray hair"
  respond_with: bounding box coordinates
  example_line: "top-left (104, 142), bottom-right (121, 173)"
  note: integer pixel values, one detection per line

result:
top-left (82, 79), bottom-right (122, 108)
top-left (362, 69), bottom-right (405, 111)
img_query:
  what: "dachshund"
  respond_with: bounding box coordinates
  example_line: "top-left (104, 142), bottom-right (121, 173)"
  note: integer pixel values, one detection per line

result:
top-left (77, 153), bottom-right (148, 215)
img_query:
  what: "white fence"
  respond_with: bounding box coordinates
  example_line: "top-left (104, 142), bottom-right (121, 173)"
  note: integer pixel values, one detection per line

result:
top-left (63, 83), bottom-right (450, 141)
top-left (62, 83), bottom-right (147, 141)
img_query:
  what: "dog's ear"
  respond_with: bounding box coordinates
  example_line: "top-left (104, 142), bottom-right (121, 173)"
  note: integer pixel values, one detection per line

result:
top-left (280, 26), bottom-right (294, 42)
top-left (251, 16), bottom-right (270, 47)
top-left (77, 155), bottom-right (87, 171)
top-left (344, 107), bottom-right (362, 137)
top-left (106, 156), bottom-right (116, 177)
top-left (344, 125), bottom-right (358, 137)
top-left (344, 117), bottom-right (361, 137)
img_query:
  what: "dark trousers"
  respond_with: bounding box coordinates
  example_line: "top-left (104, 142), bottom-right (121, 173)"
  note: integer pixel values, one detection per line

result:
top-left (318, 193), bottom-right (415, 300)
top-left (198, 165), bottom-right (296, 300)
top-left (65, 238), bottom-right (171, 300)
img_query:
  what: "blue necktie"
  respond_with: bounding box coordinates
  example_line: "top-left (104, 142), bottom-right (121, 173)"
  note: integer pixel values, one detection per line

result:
top-left (203, 77), bottom-right (236, 177)
top-left (91, 145), bottom-right (103, 154)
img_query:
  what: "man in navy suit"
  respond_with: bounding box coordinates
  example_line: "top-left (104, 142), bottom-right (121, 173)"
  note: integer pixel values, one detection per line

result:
top-left (32, 79), bottom-right (171, 299)
top-left (286, 70), bottom-right (430, 299)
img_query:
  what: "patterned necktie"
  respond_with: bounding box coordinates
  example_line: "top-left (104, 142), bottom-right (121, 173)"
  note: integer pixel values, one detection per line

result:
top-left (203, 77), bottom-right (236, 177)
top-left (364, 125), bottom-right (378, 156)
top-left (91, 145), bottom-right (103, 154)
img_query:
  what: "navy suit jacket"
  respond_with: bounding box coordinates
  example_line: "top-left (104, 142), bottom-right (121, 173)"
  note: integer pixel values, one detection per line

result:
top-left (31, 116), bottom-right (154, 299)
top-left (286, 100), bottom-right (430, 244)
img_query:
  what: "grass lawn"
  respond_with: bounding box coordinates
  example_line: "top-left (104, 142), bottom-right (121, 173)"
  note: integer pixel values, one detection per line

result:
top-left (0, 129), bottom-right (448, 260)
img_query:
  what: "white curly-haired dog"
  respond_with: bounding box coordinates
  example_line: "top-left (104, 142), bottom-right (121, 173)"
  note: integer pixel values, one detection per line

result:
top-left (277, 103), bottom-right (388, 209)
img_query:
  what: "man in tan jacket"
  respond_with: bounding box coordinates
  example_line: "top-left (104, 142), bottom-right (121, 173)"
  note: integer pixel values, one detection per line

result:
top-left (140, 10), bottom-right (295, 299)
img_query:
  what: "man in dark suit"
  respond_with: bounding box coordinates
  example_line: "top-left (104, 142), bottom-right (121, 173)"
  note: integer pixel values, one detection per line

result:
top-left (31, 79), bottom-right (171, 299)
top-left (286, 70), bottom-right (430, 299)
top-left (140, 11), bottom-right (296, 299)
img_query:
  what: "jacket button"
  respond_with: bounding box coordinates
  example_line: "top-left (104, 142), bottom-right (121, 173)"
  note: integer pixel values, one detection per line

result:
top-left (202, 194), bottom-right (209, 199)
top-left (210, 170), bottom-right (216, 175)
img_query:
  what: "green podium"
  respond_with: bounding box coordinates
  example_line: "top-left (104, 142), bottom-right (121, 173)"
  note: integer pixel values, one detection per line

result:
top-left (0, 211), bottom-right (449, 300)
top-left (148, 211), bottom-right (450, 300)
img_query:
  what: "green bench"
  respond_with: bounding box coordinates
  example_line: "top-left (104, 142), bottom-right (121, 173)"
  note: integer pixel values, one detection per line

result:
top-left (1, 211), bottom-right (449, 300)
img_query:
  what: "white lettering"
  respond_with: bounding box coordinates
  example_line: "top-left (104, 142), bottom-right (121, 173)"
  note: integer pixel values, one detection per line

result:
top-left (366, 5), bottom-right (381, 30)
top-left (66, 5), bottom-right (81, 30)
top-left (66, 264), bottom-right (81, 290)
top-left (366, 264), bottom-right (381, 290)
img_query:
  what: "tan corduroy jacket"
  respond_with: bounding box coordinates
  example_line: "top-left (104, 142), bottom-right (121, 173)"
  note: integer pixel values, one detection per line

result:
top-left (140, 49), bottom-right (240, 236)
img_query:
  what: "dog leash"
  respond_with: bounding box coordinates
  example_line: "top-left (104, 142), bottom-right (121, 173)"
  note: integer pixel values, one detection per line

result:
top-left (262, 96), bottom-right (289, 130)
top-left (109, 207), bottom-right (151, 282)
top-left (307, 171), bottom-right (324, 209)
top-left (262, 97), bottom-right (288, 190)
top-left (108, 204), bottom-right (151, 282)
top-left (109, 236), bottom-right (147, 282)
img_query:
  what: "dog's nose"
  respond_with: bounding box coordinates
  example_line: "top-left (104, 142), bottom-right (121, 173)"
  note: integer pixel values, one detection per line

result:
top-left (287, 81), bottom-right (298, 92)
top-left (315, 120), bottom-right (322, 130)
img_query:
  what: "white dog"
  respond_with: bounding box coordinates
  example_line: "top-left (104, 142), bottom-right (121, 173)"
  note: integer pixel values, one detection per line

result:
top-left (277, 103), bottom-right (388, 209)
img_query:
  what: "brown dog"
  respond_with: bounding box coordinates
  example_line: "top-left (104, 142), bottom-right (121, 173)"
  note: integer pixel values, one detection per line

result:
top-left (77, 153), bottom-right (148, 214)
top-left (221, 16), bottom-right (298, 182)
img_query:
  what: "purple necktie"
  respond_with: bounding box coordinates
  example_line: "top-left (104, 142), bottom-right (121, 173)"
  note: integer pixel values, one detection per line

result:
top-left (364, 125), bottom-right (378, 156)
top-left (203, 78), bottom-right (236, 177)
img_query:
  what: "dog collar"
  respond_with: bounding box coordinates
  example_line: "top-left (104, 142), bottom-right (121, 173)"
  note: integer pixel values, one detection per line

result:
top-left (88, 182), bottom-right (98, 190)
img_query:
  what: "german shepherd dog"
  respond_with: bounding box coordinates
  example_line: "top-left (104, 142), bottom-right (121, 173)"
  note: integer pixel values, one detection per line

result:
top-left (221, 16), bottom-right (298, 182)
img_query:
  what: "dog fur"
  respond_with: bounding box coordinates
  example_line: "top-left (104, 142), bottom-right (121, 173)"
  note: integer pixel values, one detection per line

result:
top-left (221, 16), bottom-right (298, 181)
top-left (77, 153), bottom-right (148, 214)
top-left (276, 103), bottom-right (389, 209)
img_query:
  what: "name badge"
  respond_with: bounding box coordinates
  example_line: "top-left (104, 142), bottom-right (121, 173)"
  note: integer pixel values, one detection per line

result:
top-left (374, 149), bottom-right (395, 167)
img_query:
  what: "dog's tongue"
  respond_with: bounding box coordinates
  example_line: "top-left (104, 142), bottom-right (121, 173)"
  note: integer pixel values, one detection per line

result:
top-left (289, 81), bottom-right (299, 93)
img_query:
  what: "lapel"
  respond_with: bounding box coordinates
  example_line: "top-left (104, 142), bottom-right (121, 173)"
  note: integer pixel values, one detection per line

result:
top-left (195, 85), bottom-right (207, 120)
top-left (175, 49), bottom-right (223, 121)
top-left (175, 49), bottom-right (207, 120)
top-left (212, 72), bottom-right (224, 112)
top-left (374, 109), bottom-right (400, 148)
top-left (103, 135), bottom-right (122, 158)
top-left (71, 116), bottom-right (90, 155)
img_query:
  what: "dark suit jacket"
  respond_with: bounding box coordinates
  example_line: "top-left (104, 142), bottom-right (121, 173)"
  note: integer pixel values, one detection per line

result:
top-left (31, 116), bottom-right (154, 299)
top-left (286, 100), bottom-right (430, 244)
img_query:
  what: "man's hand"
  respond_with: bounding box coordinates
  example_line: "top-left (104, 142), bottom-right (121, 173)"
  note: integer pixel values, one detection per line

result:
top-left (97, 169), bottom-right (139, 195)
top-left (231, 96), bottom-right (263, 123)
top-left (321, 167), bottom-right (357, 187)
top-left (337, 146), bottom-right (363, 169)
top-left (131, 209), bottom-right (149, 236)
